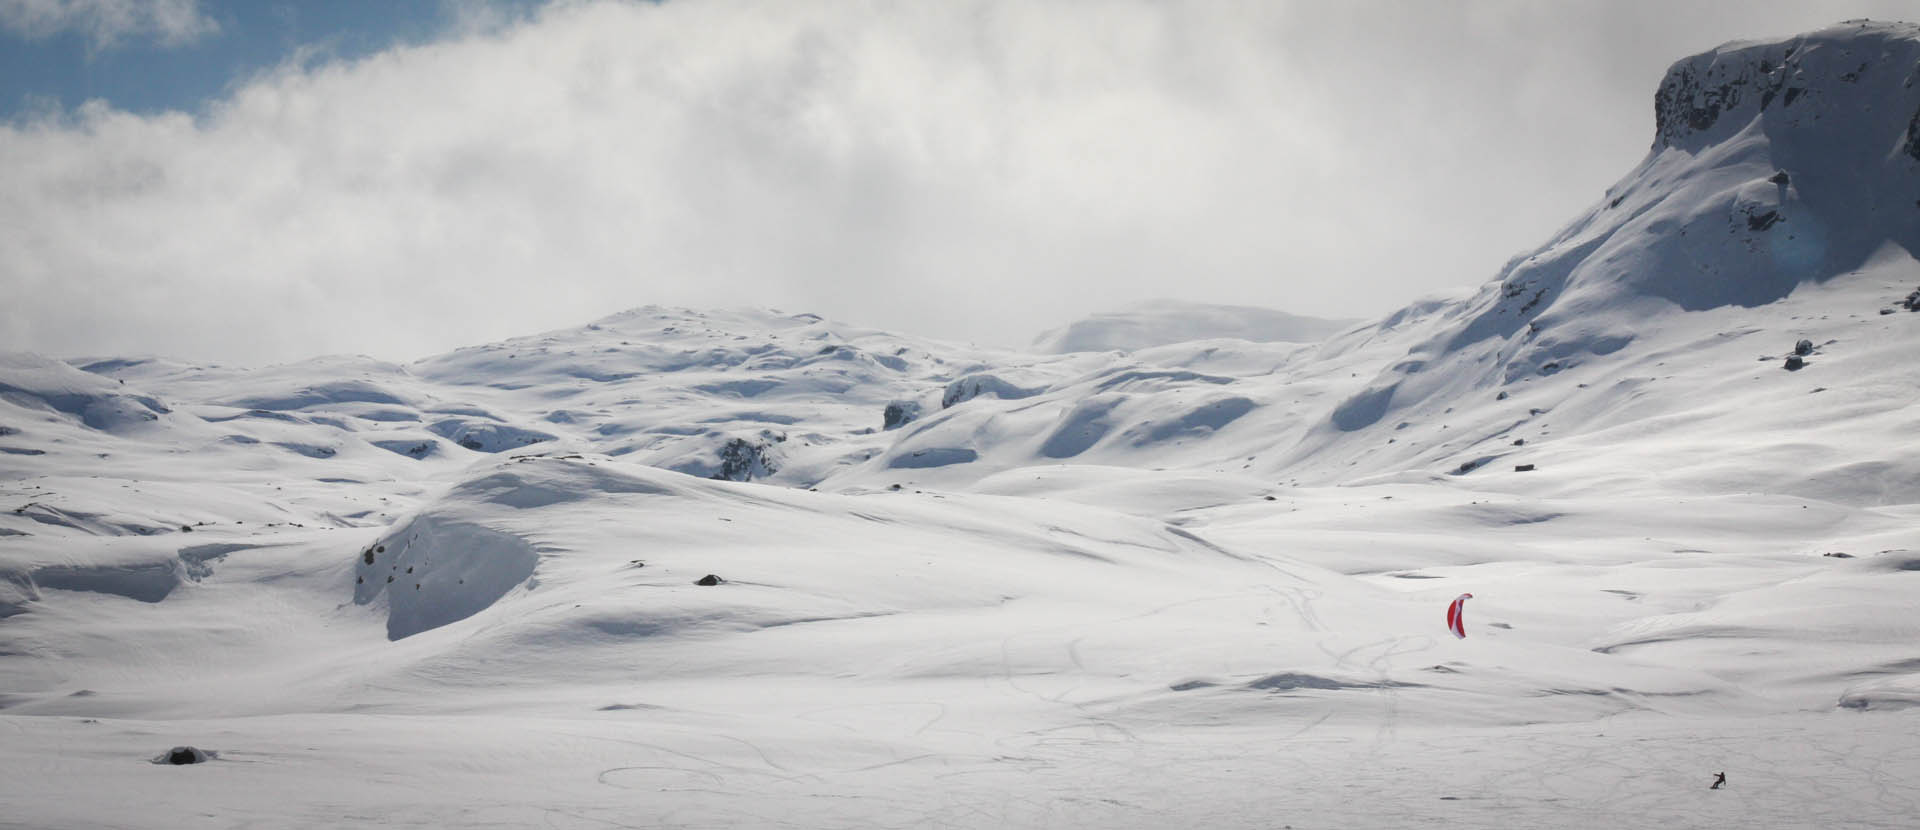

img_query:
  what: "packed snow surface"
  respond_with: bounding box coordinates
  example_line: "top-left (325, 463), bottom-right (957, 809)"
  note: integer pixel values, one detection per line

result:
top-left (6, 20), bottom-right (1920, 829)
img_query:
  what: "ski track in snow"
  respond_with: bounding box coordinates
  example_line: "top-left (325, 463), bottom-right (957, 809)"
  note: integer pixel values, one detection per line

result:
top-left (4, 711), bottom-right (1919, 828)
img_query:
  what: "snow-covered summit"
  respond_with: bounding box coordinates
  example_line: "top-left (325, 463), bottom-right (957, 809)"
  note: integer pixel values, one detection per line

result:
top-left (1654, 20), bottom-right (1920, 155)
top-left (1031, 301), bottom-right (1358, 354)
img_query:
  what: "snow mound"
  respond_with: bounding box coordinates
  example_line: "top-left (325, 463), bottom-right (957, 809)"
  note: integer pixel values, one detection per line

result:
top-left (221, 378), bottom-right (411, 411)
top-left (426, 418), bottom-right (555, 453)
top-left (0, 353), bottom-right (171, 431)
top-left (1840, 674), bottom-right (1920, 710)
top-left (355, 511), bottom-right (541, 641)
top-left (29, 560), bottom-right (184, 603)
top-left (354, 455), bottom-right (702, 639)
top-left (941, 372), bottom-right (1045, 407)
top-left (1033, 301), bottom-right (1356, 353)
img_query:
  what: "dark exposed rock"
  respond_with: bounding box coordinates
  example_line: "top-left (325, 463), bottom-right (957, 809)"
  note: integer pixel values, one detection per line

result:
top-left (1653, 36), bottom-right (1831, 149)
top-left (711, 434), bottom-right (782, 482)
top-left (1746, 209), bottom-right (1781, 231)
top-left (882, 400), bottom-right (922, 430)
top-left (1657, 61), bottom-right (1771, 145)
top-left (1784, 355), bottom-right (1806, 371)
top-left (155, 746), bottom-right (211, 765)
top-left (694, 574), bottom-right (724, 586)
top-left (1769, 170), bottom-right (1791, 185)
top-left (1515, 464), bottom-right (1536, 472)
top-left (1907, 105), bottom-right (1920, 160)
top-left (1794, 339), bottom-right (1815, 356)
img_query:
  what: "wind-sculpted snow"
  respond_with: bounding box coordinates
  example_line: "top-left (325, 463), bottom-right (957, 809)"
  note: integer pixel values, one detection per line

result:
top-left (356, 514), bottom-right (539, 640)
top-left (425, 417), bottom-right (555, 453)
top-left (341, 451), bottom-right (1365, 659)
top-left (220, 378), bottom-right (412, 411)
top-left (941, 372), bottom-right (1046, 407)
top-left (0, 353), bottom-right (171, 432)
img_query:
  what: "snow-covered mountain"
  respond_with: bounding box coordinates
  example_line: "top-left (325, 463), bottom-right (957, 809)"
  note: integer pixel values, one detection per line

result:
top-left (1030, 300), bottom-right (1358, 354)
top-left (4, 21), bottom-right (1920, 829)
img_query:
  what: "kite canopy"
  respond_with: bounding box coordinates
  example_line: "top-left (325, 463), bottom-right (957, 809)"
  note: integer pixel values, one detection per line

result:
top-left (1446, 593), bottom-right (1473, 639)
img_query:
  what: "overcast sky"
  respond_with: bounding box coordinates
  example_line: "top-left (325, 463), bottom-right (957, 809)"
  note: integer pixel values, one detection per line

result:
top-left (2, 0), bottom-right (1913, 365)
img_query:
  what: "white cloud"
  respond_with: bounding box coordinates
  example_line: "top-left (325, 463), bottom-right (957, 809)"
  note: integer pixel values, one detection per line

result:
top-left (0, 0), bottom-right (1913, 364)
top-left (0, 0), bottom-right (217, 49)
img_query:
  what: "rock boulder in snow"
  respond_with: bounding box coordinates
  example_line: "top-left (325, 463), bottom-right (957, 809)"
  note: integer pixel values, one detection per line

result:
top-left (153, 746), bottom-right (212, 765)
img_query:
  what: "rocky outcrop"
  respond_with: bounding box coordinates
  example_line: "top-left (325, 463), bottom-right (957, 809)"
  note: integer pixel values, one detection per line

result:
top-left (882, 400), bottom-right (922, 430)
top-left (1654, 21), bottom-right (1920, 151)
top-left (1654, 44), bottom-right (1807, 149)
top-left (711, 434), bottom-right (783, 482)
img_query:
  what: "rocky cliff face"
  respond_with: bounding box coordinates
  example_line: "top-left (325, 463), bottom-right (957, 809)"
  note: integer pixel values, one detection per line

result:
top-left (1654, 20), bottom-right (1920, 153)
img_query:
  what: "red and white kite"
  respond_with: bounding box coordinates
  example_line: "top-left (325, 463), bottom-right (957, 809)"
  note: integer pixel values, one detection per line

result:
top-left (1446, 593), bottom-right (1473, 639)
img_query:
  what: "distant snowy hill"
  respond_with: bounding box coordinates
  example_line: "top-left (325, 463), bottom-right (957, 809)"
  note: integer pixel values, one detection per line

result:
top-left (1031, 301), bottom-right (1358, 353)
top-left (5, 21), bottom-right (1920, 829)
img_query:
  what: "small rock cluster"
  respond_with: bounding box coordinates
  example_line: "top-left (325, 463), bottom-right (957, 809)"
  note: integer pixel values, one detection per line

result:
top-left (1784, 339), bottom-right (1814, 371)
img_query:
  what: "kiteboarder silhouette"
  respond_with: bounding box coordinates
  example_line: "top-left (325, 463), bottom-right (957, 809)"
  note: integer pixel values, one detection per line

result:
top-left (1711, 772), bottom-right (1726, 789)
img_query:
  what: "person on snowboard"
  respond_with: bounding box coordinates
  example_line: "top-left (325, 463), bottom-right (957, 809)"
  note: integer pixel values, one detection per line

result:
top-left (1710, 772), bottom-right (1727, 789)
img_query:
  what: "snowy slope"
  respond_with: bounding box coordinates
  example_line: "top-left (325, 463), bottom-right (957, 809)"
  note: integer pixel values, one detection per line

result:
top-left (1287, 20), bottom-right (1920, 480)
top-left (4, 20), bottom-right (1920, 830)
